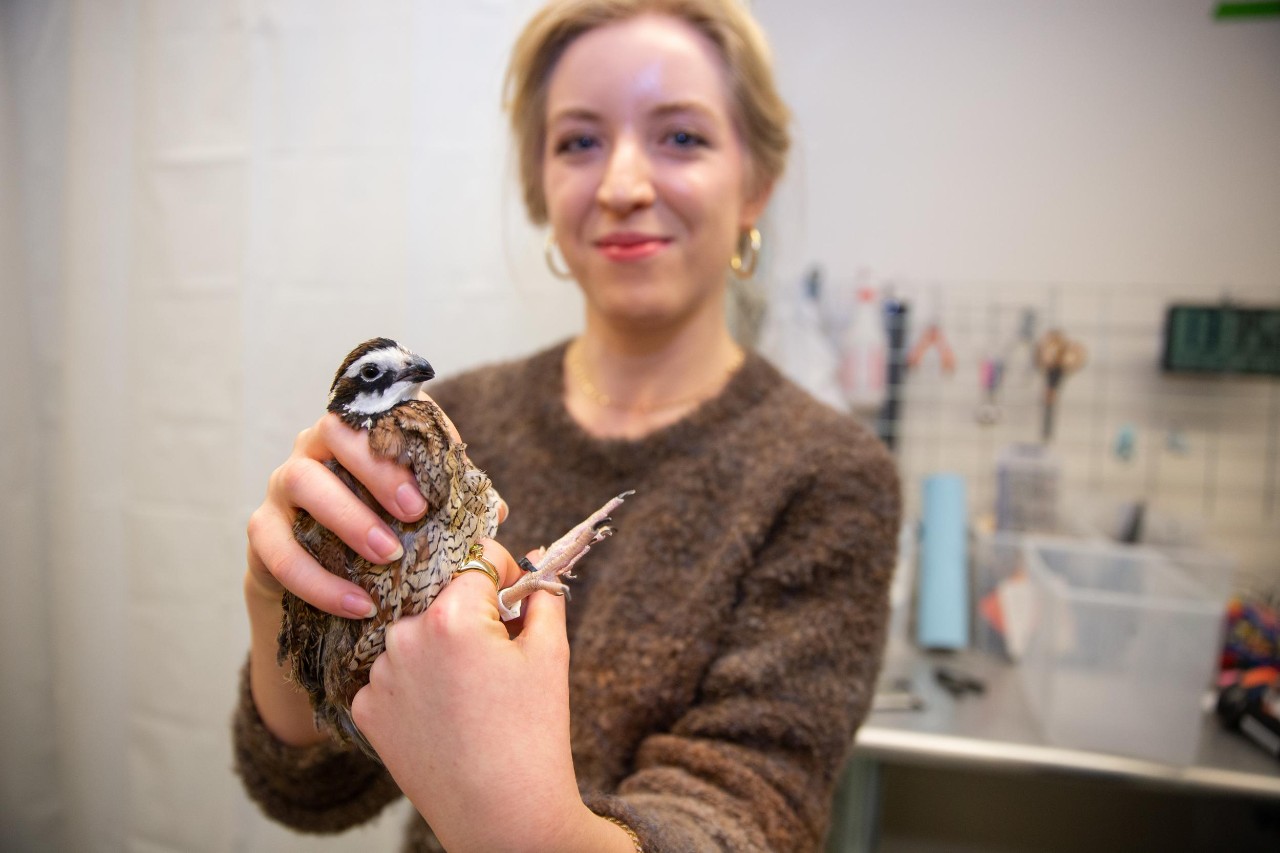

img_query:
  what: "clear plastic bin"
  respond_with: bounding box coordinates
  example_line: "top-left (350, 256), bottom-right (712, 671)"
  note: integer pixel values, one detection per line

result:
top-left (1016, 537), bottom-right (1233, 765)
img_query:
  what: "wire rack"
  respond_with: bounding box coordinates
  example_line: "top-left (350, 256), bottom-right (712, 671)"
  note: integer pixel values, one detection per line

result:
top-left (868, 278), bottom-right (1279, 592)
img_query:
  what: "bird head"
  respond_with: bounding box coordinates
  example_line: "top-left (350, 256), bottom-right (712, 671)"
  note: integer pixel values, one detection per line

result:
top-left (327, 337), bottom-right (435, 429)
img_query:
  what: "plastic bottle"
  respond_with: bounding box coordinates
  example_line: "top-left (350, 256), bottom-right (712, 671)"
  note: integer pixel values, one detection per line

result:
top-left (758, 268), bottom-right (844, 410)
top-left (838, 285), bottom-right (887, 410)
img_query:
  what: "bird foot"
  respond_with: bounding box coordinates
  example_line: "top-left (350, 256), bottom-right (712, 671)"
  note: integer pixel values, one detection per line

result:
top-left (497, 491), bottom-right (633, 621)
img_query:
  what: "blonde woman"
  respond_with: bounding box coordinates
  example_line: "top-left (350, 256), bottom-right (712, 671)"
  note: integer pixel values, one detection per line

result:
top-left (236, 2), bottom-right (900, 850)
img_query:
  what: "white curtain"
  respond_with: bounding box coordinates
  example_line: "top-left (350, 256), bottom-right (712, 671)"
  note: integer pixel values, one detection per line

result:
top-left (0, 1), bottom-right (581, 850)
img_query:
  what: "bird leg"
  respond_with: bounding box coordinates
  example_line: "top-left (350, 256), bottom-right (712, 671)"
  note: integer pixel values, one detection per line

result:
top-left (497, 491), bottom-right (634, 621)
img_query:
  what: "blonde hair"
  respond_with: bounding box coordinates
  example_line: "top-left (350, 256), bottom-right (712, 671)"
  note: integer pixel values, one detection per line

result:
top-left (504, 0), bottom-right (790, 225)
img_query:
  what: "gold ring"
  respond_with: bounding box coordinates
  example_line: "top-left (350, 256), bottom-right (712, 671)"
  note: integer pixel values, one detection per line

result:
top-left (451, 551), bottom-right (500, 591)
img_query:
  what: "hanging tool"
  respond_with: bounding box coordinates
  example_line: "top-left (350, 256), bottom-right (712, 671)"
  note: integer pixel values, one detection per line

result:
top-left (1035, 329), bottom-right (1086, 442)
top-left (1014, 308), bottom-right (1038, 370)
top-left (974, 308), bottom-right (1037, 426)
top-left (906, 287), bottom-right (956, 375)
top-left (975, 358), bottom-right (1004, 425)
top-left (907, 321), bottom-right (956, 373)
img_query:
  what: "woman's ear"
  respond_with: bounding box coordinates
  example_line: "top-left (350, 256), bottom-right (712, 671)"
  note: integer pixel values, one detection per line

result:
top-left (740, 178), bottom-right (775, 230)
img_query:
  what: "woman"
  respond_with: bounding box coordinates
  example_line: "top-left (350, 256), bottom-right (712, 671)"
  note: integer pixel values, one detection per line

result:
top-left (235, 1), bottom-right (900, 850)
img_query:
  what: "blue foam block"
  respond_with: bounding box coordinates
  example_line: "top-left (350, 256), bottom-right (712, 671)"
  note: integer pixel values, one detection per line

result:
top-left (916, 473), bottom-right (969, 649)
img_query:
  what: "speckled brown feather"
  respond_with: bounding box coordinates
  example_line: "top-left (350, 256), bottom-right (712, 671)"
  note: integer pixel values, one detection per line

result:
top-left (279, 396), bottom-right (501, 759)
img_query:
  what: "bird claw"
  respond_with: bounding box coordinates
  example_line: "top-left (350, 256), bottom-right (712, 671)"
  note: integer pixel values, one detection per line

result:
top-left (497, 491), bottom-right (631, 621)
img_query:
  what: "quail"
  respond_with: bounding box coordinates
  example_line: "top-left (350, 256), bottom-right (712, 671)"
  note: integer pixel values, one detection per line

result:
top-left (278, 337), bottom-right (628, 760)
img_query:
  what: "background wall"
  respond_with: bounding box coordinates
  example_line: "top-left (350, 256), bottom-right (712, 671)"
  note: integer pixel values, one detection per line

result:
top-left (758, 0), bottom-right (1280, 287)
top-left (1, 1), bottom-right (1276, 851)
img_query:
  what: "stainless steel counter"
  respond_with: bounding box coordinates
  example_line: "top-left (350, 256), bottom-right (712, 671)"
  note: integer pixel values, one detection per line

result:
top-left (855, 643), bottom-right (1280, 800)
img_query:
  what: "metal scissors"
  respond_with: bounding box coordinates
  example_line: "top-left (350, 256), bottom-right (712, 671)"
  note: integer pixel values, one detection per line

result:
top-left (1035, 329), bottom-right (1086, 441)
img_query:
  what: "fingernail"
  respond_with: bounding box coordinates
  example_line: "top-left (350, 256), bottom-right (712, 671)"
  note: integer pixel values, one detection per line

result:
top-left (342, 594), bottom-right (378, 619)
top-left (396, 483), bottom-right (427, 518)
top-left (368, 526), bottom-right (404, 562)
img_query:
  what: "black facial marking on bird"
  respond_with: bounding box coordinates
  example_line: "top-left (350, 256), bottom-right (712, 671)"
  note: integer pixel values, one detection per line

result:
top-left (277, 338), bottom-right (631, 762)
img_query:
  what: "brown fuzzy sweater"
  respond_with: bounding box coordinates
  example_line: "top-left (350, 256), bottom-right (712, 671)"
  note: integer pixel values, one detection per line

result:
top-left (233, 341), bottom-right (900, 852)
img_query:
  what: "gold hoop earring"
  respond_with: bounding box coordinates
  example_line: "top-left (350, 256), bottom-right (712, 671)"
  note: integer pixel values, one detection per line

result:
top-left (544, 233), bottom-right (574, 281)
top-left (730, 227), bottom-right (761, 279)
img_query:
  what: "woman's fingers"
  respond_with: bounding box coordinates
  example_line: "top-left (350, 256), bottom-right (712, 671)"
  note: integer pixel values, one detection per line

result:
top-left (433, 541), bottom-right (569, 658)
top-left (440, 538), bottom-right (523, 606)
top-left (246, 503), bottom-right (377, 618)
top-left (247, 410), bottom-right (420, 617)
top-left (317, 396), bottom-right (462, 523)
top-left (249, 401), bottom-right (501, 622)
top-left (375, 540), bottom-right (515, 668)
top-left (514, 560), bottom-right (569, 659)
top-left (315, 413), bottom-right (429, 523)
top-left (272, 453), bottom-right (406, 565)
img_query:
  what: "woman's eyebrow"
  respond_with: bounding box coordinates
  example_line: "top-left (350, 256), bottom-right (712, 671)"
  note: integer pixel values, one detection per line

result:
top-left (547, 106), bottom-right (601, 125)
top-left (548, 100), bottom-right (721, 126)
top-left (650, 100), bottom-right (718, 121)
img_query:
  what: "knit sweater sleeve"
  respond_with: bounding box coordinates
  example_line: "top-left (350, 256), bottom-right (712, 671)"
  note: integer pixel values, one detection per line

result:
top-left (583, 429), bottom-right (900, 852)
top-left (231, 660), bottom-right (403, 832)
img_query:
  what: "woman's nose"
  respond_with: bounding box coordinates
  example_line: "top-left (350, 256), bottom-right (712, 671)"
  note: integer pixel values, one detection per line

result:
top-left (596, 137), bottom-right (655, 215)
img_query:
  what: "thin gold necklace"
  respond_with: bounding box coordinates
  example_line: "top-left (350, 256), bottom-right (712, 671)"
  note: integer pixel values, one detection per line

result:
top-left (567, 340), bottom-right (745, 415)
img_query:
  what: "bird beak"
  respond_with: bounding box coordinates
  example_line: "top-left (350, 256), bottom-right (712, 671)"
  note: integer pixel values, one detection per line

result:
top-left (397, 355), bottom-right (435, 386)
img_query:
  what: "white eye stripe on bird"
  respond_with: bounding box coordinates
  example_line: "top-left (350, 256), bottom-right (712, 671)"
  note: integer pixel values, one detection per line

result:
top-left (344, 350), bottom-right (413, 381)
top-left (331, 337), bottom-right (403, 383)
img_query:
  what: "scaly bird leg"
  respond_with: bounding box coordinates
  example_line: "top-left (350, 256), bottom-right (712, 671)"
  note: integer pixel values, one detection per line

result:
top-left (497, 491), bottom-right (634, 621)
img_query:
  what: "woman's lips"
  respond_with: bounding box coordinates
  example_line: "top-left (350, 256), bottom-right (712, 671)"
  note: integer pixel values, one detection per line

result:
top-left (595, 234), bottom-right (671, 261)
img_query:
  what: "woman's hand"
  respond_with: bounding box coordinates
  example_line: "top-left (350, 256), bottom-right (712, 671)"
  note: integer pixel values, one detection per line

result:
top-left (351, 541), bottom-right (628, 853)
top-left (243, 408), bottom-right (441, 744)
top-left (245, 410), bottom-right (436, 618)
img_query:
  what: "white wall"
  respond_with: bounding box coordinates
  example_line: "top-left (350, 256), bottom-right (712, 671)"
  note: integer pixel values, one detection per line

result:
top-left (756, 0), bottom-right (1280, 287)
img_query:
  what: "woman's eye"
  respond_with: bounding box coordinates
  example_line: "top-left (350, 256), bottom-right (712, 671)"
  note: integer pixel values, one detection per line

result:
top-left (666, 129), bottom-right (706, 148)
top-left (360, 364), bottom-right (381, 381)
top-left (555, 134), bottom-right (598, 154)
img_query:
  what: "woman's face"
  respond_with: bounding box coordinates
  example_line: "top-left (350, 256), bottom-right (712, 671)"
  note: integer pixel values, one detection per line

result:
top-left (541, 14), bottom-right (770, 331)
